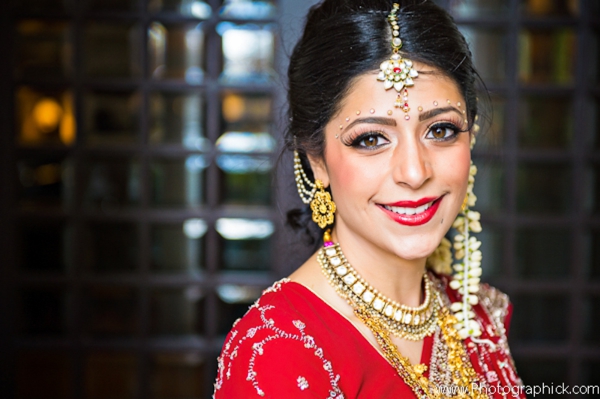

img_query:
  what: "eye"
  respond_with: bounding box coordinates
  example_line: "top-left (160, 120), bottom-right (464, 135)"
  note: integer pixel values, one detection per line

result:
top-left (426, 124), bottom-right (459, 141)
top-left (349, 132), bottom-right (389, 149)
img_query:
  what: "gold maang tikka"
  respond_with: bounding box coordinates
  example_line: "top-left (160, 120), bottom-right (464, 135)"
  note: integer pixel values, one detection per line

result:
top-left (377, 3), bottom-right (419, 119)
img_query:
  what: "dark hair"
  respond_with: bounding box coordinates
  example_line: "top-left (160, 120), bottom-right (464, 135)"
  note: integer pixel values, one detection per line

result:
top-left (285, 0), bottom-right (481, 244)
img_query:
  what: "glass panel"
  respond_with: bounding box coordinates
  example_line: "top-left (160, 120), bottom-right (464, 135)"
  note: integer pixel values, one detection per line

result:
top-left (449, 0), bottom-right (507, 17)
top-left (84, 352), bottom-right (137, 399)
top-left (222, 92), bottom-right (271, 132)
top-left (217, 218), bottom-right (273, 271)
top-left (148, 0), bottom-right (212, 18)
top-left (84, 90), bottom-right (140, 145)
top-left (150, 157), bottom-right (207, 207)
top-left (16, 87), bottom-right (76, 147)
top-left (593, 98), bottom-right (600, 149)
top-left (584, 296), bottom-right (600, 344)
top-left (219, 0), bottom-right (276, 19)
top-left (517, 163), bottom-right (571, 214)
top-left (589, 230), bottom-right (600, 280)
top-left (475, 96), bottom-right (505, 150)
top-left (512, 359), bottom-right (568, 388)
top-left (81, 157), bottom-right (141, 209)
top-left (589, 163), bottom-right (600, 215)
top-left (83, 286), bottom-right (139, 337)
top-left (13, 0), bottom-right (71, 12)
top-left (218, 23), bottom-right (275, 84)
top-left (17, 155), bottom-right (74, 209)
top-left (216, 285), bottom-right (263, 335)
top-left (16, 351), bottom-right (73, 399)
top-left (218, 155), bottom-right (272, 205)
top-left (150, 353), bottom-right (206, 399)
top-left (521, 0), bottom-right (579, 16)
top-left (149, 22), bottom-right (205, 83)
top-left (519, 96), bottom-right (573, 149)
top-left (83, 22), bottom-right (141, 78)
top-left (217, 132), bottom-right (275, 153)
top-left (20, 288), bottom-right (68, 335)
top-left (151, 221), bottom-right (206, 273)
top-left (18, 221), bottom-right (71, 273)
top-left (82, 222), bottom-right (139, 273)
top-left (87, 0), bottom-right (137, 11)
top-left (150, 287), bottom-right (204, 336)
top-left (516, 228), bottom-right (571, 279)
top-left (595, 30), bottom-right (600, 85)
top-left (511, 294), bottom-right (569, 343)
top-left (459, 28), bottom-right (507, 84)
top-left (15, 20), bottom-right (72, 79)
top-left (582, 361), bottom-right (600, 385)
top-left (478, 226), bottom-right (504, 280)
top-left (149, 92), bottom-right (207, 149)
top-left (519, 28), bottom-right (576, 85)
top-left (470, 159), bottom-right (504, 213)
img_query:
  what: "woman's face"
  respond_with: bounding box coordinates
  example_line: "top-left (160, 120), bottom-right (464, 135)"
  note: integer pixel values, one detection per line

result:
top-left (311, 67), bottom-right (471, 261)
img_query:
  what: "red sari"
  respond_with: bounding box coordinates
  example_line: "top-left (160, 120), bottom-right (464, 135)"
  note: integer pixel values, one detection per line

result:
top-left (213, 275), bottom-right (524, 398)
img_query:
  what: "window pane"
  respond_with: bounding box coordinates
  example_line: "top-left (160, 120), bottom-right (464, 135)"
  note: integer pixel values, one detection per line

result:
top-left (512, 359), bottom-right (568, 388)
top-left (584, 296), bottom-right (600, 344)
top-left (17, 155), bottom-right (74, 209)
top-left (516, 228), bottom-right (571, 279)
top-left (475, 96), bottom-right (505, 150)
top-left (84, 90), bottom-right (141, 145)
top-left (18, 221), bottom-right (71, 273)
top-left (593, 98), bottom-right (600, 149)
top-left (470, 159), bottom-right (504, 214)
top-left (459, 28), bottom-right (507, 84)
top-left (16, 87), bottom-right (76, 147)
top-left (582, 361), bottom-right (600, 385)
top-left (589, 163), bottom-right (600, 215)
top-left (520, 0), bottom-right (580, 16)
top-left (478, 226), bottom-right (505, 280)
top-left (519, 96), bottom-right (573, 149)
top-left (15, 20), bottom-right (72, 79)
top-left (84, 352), bottom-right (137, 399)
top-left (216, 284), bottom-right (263, 335)
top-left (150, 157), bottom-right (207, 208)
top-left (517, 163), bottom-right (571, 214)
top-left (13, 0), bottom-right (72, 12)
top-left (148, 0), bottom-right (212, 18)
top-left (149, 92), bottom-right (206, 148)
top-left (519, 28), bottom-right (576, 85)
top-left (588, 230), bottom-right (600, 280)
top-left (16, 351), bottom-right (73, 399)
top-left (82, 222), bottom-right (139, 273)
top-left (219, 0), bottom-right (276, 20)
top-left (449, 0), bottom-right (507, 17)
top-left (87, 0), bottom-right (138, 11)
top-left (511, 294), bottom-right (569, 343)
top-left (217, 155), bottom-right (272, 205)
top-left (217, 218), bottom-right (273, 271)
top-left (218, 23), bottom-right (275, 84)
top-left (151, 221), bottom-right (206, 274)
top-left (81, 157), bottom-right (141, 210)
top-left (83, 287), bottom-right (139, 337)
top-left (83, 22), bottom-right (141, 78)
top-left (150, 287), bottom-right (205, 336)
top-left (150, 353), bottom-right (206, 399)
top-left (148, 22), bottom-right (205, 84)
top-left (222, 92), bottom-right (271, 132)
top-left (20, 288), bottom-right (68, 336)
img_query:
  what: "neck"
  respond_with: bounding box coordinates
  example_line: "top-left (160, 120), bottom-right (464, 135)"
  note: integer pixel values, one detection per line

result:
top-left (331, 224), bottom-right (427, 308)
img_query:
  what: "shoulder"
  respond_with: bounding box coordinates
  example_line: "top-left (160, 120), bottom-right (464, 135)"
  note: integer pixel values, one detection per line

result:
top-left (213, 279), bottom-right (345, 399)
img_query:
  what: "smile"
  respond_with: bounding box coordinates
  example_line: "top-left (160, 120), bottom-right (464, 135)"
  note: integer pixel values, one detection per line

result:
top-left (378, 196), bottom-right (444, 226)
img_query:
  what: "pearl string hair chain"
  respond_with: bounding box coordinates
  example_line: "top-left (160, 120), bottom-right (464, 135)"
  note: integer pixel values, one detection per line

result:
top-left (294, 150), bottom-right (316, 204)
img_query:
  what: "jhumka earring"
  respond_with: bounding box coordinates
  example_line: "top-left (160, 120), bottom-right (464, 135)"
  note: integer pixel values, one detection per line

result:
top-left (294, 150), bottom-right (336, 229)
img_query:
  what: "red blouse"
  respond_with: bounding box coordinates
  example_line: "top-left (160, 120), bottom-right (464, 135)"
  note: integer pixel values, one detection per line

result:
top-left (213, 276), bottom-right (524, 398)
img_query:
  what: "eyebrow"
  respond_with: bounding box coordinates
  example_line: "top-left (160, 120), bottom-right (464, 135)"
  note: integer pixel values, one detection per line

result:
top-left (343, 117), bottom-right (397, 133)
top-left (419, 106), bottom-right (463, 122)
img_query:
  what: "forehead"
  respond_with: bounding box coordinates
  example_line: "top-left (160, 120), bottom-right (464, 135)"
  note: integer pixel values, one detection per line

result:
top-left (337, 66), bottom-right (464, 117)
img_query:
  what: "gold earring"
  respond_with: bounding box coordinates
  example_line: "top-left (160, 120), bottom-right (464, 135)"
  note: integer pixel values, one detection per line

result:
top-left (310, 180), bottom-right (336, 229)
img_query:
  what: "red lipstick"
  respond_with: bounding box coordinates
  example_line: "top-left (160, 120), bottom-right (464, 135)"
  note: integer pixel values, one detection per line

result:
top-left (378, 196), bottom-right (443, 226)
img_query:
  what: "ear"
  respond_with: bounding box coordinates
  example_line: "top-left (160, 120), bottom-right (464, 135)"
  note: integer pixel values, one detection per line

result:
top-left (307, 154), bottom-right (330, 188)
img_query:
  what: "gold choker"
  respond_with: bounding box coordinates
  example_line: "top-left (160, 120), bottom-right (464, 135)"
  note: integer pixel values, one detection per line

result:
top-left (318, 243), bottom-right (439, 341)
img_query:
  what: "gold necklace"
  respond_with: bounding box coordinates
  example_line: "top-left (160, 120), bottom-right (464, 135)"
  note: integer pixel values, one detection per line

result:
top-left (318, 243), bottom-right (439, 341)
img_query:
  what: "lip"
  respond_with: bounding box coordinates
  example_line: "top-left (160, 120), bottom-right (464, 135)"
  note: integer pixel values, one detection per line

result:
top-left (378, 196), bottom-right (444, 226)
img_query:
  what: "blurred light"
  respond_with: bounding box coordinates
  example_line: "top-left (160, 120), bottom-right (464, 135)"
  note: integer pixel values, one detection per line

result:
top-left (216, 132), bottom-right (275, 153)
top-left (189, 1), bottom-right (212, 18)
top-left (216, 154), bottom-right (271, 173)
top-left (33, 98), bottom-right (63, 133)
top-left (183, 219), bottom-right (207, 239)
top-left (185, 155), bottom-right (208, 171)
top-left (219, 0), bottom-right (275, 20)
top-left (216, 218), bottom-right (273, 240)
top-left (222, 94), bottom-right (245, 122)
top-left (217, 284), bottom-right (263, 304)
top-left (184, 286), bottom-right (204, 302)
top-left (183, 136), bottom-right (210, 151)
top-left (60, 93), bottom-right (76, 145)
top-left (35, 164), bottom-right (61, 186)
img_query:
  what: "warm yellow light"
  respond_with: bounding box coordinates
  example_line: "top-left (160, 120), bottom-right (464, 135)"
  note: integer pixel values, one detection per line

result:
top-left (222, 94), bottom-right (245, 123)
top-left (33, 98), bottom-right (63, 133)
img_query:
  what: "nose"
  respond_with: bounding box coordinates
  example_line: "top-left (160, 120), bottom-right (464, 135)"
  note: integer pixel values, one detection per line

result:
top-left (392, 139), bottom-right (432, 189)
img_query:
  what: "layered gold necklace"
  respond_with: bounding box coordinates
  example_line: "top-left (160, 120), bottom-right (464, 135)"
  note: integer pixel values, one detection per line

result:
top-left (318, 239), bottom-right (489, 399)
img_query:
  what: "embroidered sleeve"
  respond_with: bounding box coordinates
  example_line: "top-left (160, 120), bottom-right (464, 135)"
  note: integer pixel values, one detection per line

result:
top-left (476, 284), bottom-right (511, 337)
top-left (213, 285), bottom-right (344, 399)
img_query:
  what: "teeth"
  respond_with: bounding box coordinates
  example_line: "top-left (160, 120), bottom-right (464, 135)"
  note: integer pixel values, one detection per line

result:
top-left (384, 201), bottom-right (434, 216)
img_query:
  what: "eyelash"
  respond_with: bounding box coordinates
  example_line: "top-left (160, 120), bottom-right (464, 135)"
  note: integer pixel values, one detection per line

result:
top-left (425, 121), bottom-right (467, 142)
top-left (342, 130), bottom-right (389, 150)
